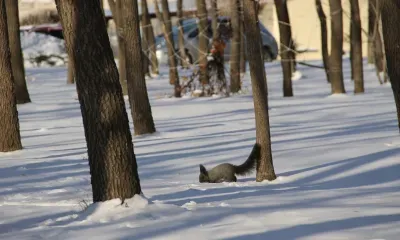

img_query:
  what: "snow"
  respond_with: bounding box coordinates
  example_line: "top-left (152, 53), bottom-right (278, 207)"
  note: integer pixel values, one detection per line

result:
top-left (20, 31), bottom-right (66, 68)
top-left (1, 53), bottom-right (400, 239)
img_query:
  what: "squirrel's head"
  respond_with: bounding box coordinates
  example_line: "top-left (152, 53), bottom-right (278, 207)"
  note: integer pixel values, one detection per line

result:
top-left (199, 164), bottom-right (209, 183)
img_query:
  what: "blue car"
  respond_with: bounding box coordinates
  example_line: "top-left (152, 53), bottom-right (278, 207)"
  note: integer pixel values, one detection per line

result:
top-left (155, 17), bottom-right (279, 65)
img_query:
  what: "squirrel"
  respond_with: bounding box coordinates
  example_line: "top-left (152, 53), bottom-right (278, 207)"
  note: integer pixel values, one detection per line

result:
top-left (199, 143), bottom-right (261, 183)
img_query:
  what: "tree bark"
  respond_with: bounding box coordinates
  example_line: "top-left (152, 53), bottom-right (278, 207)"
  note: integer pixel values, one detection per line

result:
top-left (121, 0), bottom-right (156, 135)
top-left (239, 11), bottom-right (246, 74)
top-left (274, 0), bottom-right (293, 97)
top-left (367, 0), bottom-right (374, 64)
top-left (154, 0), bottom-right (181, 97)
top-left (211, 0), bottom-right (219, 41)
top-left (5, 0), bottom-right (31, 104)
top-left (315, 0), bottom-right (330, 83)
top-left (142, 0), bottom-right (159, 75)
top-left (243, 0), bottom-right (276, 182)
top-left (108, 0), bottom-right (128, 95)
top-left (177, 0), bottom-right (189, 68)
top-left (230, 0), bottom-right (241, 93)
top-left (55, 0), bottom-right (141, 202)
top-left (0, 0), bottom-right (22, 152)
top-left (370, 0), bottom-right (385, 74)
top-left (197, 0), bottom-right (209, 85)
top-left (350, 0), bottom-right (364, 93)
top-left (381, 0), bottom-right (400, 131)
top-left (328, 0), bottom-right (346, 94)
top-left (67, 57), bottom-right (75, 84)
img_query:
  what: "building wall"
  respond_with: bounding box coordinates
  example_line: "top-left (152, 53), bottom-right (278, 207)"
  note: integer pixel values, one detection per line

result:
top-left (260, 0), bottom-right (370, 60)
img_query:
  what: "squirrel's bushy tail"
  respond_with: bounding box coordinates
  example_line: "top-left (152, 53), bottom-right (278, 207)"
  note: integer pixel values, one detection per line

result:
top-left (234, 143), bottom-right (260, 176)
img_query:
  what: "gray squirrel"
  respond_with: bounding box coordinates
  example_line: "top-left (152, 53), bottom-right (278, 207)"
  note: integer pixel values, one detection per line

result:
top-left (199, 143), bottom-right (260, 183)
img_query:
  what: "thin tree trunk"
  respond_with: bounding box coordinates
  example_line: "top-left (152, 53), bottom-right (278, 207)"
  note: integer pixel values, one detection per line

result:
top-left (5, 0), bottom-right (31, 104)
top-left (350, 0), bottom-right (364, 93)
top-left (243, 0), bottom-right (276, 182)
top-left (108, 0), bottom-right (128, 95)
top-left (211, 0), bottom-right (219, 41)
top-left (197, 0), bottom-right (209, 85)
top-left (121, 0), bottom-right (156, 135)
top-left (177, 0), bottom-right (189, 68)
top-left (381, 0), bottom-right (400, 132)
top-left (230, 0), bottom-right (241, 93)
top-left (369, 0), bottom-right (385, 82)
top-left (142, 33), bottom-right (150, 77)
top-left (154, 0), bottom-right (181, 97)
top-left (367, 0), bottom-right (374, 64)
top-left (0, 0), bottom-right (22, 152)
top-left (315, 0), bottom-right (330, 83)
top-left (67, 58), bottom-right (75, 84)
top-left (274, 0), bottom-right (293, 97)
top-left (239, 7), bottom-right (246, 74)
top-left (328, 0), bottom-right (346, 94)
top-left (55, 0), bottom-right (141, 202)
top-left (142, 0), bottom-right (159, 75)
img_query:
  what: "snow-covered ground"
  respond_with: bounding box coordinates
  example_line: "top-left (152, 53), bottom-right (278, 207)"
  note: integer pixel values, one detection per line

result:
top-left (1, 59), bottom-right (400, 240)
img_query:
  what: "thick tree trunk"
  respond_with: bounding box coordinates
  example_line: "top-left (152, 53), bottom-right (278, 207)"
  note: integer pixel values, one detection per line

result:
top-left (121, 0), bottom-right (156, 135)
top-left (315, 0), bottom-right (330, 83)
top-left (197, 0), bottom-right (209, 85)
top-left (328, 0), bottom-right (346, 94)
top-left (230, 0), bottom-right (241, 93)
top-left (108, 0), bottom-right (128, 95)
top-left (55, 0), bottom-right (141, 202)
top-left (0, 0), bottom-right (22, 152)
top-left (142, 0), bottom-right (159, 75)
top-left (381, 0), bottom-right (400, 131)
top-left (243, 0), bottom-right (276, 182)
top-left (211, 0), bottom-right (219, 41)
top-left (350, 0), bottom-right (364, 93)
top-left (274, 0), bottom-right (293, 97)
top-left (177, 0), bottom-right (189, 68)
top-left (5, 0), bottom-right (31, 104)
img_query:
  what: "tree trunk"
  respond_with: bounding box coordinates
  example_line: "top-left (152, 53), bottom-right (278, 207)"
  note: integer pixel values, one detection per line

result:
top-left (211, 0), bottom-right (219, 41)
top-left (350, 0), bottom-right (364, 93)
top-left (177, 0), bottom-right (189, 68)
top-left (315, 0), bottom-right (330, 83)
top-left (121, 0), bottom-right (156, 135)
top-left (108, 0), bottom-right (128, 95)
top-left (243, 0), bottom-right (276, 182)
top-left (371, 0), bottom-right (385, 74)
top-left (5, 0), bottom-right (31, 104)
top-left (55, 0), bottom-right (141, 202)
top-left (0, 0), bottom-right (22, 152)
top-left (274, 0), bottom-right (293, 97)
top-left (239, 12), bottom-right (246, 74)
top-left (141, 33), bottom-right (150, 77)
top-left (381, 0), bottom-right (400, 131)
top-left (367, 0), bottom-right (375, 64)
top-left (197, 0), bottom-right (209, 85)
top-left (67, 57), bottom-right (75, 84)
top-left (154, 0), bottom-right (180, 97)
top-left (328, 0), bottom-right (346, 94)
top-left (142, 0), bottom-right (159, 75)
top-left (230, 0), bottom-right (241, 93)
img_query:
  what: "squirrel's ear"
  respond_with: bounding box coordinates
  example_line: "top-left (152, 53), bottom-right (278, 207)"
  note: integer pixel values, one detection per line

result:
top-left (199, 164), bottom-right (207, 174)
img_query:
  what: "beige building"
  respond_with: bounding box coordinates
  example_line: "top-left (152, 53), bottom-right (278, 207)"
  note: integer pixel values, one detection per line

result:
top-left (261, 0), bottom-right (370, 60)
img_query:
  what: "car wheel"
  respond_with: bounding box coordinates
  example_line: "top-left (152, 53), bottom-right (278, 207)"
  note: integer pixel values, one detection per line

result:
top-left (263, 46), bottom-right (273, 62)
